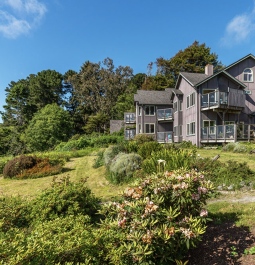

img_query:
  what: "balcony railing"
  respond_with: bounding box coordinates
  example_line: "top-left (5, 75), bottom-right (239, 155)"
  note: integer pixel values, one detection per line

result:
top-left (201, 90), bottom-right (245, 110)
top-left (157, 108), bottom-right (173, 121)
top-left (201, 124), bottom-right (255, 142)
top-left (157, 132), bottom-right (173, 143)
top-left (125, 129), bottom-right (136, 140)
top-left (125, 113), bottom-right (136, 123)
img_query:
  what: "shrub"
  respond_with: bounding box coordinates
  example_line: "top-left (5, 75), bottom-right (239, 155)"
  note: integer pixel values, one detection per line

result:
top-left (133, 133), bottom-right (155, 144)
top-left (93, 149), bottom-right (105, 168)
top-left (222, 142), bottom-right (238, 152)
top-left (137, 141), bottom-right (163, 159)
top-left (0, 156), bottom-right (14, 174)
top-left (125, 140), bottom-right (139, 153)
top-left (108, 152), bottom-right (142, 183)
top-left (98, 169), bottom-right (213, 264)
top-left (28, 176), bottom-right (100, 224)
top-left (233, 144), bottom-right (248, 153)
top-left (103, 144), bottom-right (126, 166)
top-left (3, 155), bottom-right (38, 178)
top-left (141, 147), bottom-right (195, 174)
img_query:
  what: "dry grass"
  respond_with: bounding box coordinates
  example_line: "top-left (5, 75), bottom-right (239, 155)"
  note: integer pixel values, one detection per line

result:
top-left (0, 156), bottom-right (128, 201)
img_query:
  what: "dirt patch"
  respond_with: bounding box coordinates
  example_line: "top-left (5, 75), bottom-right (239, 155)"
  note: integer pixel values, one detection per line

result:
top-left (186, 221), bottom-right (255, 265)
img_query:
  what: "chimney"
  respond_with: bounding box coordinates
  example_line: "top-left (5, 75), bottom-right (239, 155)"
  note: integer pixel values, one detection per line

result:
top-left (205, 64), bottom-right (213, 76)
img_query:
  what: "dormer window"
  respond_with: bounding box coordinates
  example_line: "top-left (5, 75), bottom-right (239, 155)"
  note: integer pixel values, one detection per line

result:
top-left (243, 68), bottom-right (253, 82)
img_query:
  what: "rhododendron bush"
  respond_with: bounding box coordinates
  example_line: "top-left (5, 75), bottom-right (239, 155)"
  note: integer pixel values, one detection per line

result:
top-left (99, 168), bottom-right (214, 264)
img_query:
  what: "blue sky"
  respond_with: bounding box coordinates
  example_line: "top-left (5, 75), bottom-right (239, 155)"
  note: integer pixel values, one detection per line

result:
top-left (1, 0), bottom-right (255, 123)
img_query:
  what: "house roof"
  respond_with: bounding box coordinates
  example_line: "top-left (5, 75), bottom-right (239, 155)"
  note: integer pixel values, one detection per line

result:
top-left (134, 88), bottom-right (174, 105)
top-left (179, 72), bottom-right (208, 86)
top-left (224, 53), bottom-right (255, 71)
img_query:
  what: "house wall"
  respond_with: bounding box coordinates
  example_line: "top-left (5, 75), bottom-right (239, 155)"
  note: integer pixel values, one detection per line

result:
top-left (178, 78), bottom-right (198, 145)
top-left (226, 57), bottom-right (255, 122)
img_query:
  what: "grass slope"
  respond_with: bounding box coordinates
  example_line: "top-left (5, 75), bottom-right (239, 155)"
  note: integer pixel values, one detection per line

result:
top-left (0, 156), bottom-right (128, 201)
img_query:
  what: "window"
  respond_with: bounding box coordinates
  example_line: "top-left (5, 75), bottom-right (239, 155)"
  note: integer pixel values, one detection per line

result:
top-left (186, 92), bottom-right (195, 109)
top-left (203, 120), bottom-right (216, 134)
top-left (174, 126), bottom-right (178, 137)
top-left (174, 101), bottom-right (178, 113)
top-left (225, 121), bottom-right (235, 125)
top-left (144, 106), bottom-right (155, 116)
top-left (243, 68), bottom-right (253, 82)
top-left (145, 123), bottom-right (155, 134)
top-left (138, 106), bottom-right (142, 116)
top-left (179, 125), bottom-right (183, 136)
top-left (187, 122), bottom-right (195, 136)
top-left (139, 123), bottom-right (142, 133)
top-left (179, 100), bottom-right (183, 111)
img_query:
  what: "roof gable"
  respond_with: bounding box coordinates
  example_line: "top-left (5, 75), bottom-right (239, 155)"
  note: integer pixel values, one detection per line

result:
top-left (224, 53), bottom-right (255, 71)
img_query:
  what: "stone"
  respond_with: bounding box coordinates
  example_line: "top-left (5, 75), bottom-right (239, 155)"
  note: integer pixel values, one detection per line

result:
top-left (240, 181), bottom-right (246, 187)
top-left (227, 185), bottom-right (234, 190)
top-left (217, 185), bottom-right (223, 191)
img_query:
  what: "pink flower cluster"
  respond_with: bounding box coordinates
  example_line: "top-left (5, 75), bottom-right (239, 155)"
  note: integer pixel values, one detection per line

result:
top-left (180, 227), bottom-right (196, 239)
top-left (118, 218), bottom-right (126, 228)
top-left (200, 209), bottom-right (208, 217)
top-left (191, 193), bottom-right (200, 200)
top-left (198, 186), bottom-right (208, 194)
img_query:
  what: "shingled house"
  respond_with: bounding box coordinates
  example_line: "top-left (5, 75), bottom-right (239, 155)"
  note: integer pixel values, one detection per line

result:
top-left (121, 54), bottom-right (255, 146)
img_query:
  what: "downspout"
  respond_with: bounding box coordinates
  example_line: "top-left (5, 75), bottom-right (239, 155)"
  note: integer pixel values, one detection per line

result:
top-left (136, 102), bottom-right (139, 135)
top-left (197, 86), bottom-right (200, 147)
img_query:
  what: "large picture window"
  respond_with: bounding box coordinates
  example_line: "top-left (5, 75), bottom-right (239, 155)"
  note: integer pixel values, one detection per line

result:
top-left (144, 106), bottom-right (155, 116)
top-left (187, 122), bottom-right (195, 136)
top-left (145, 123), bottom-right (155, 134)
top-left (186, 92), bottom-right (195, 109)
top-left (243, 68), bottom-right (253, 82)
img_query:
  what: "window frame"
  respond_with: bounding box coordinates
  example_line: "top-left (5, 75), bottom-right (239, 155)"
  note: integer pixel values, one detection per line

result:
top-left (225, 121), bottom-right (235, 125)
top-left (144, 105), bottom-right (155, 116)
top-left (186, 92), bottom-right (196, 109)
top-left (144, 123), bottom-right (155, 134)
top-left (243, 68), bottom-right (253, 83)
top-left (174, 125), bottom-right (178, 137)
top-left (173, 101), bottom-right (178, 113)
top-left (139, 123), bottom-right (142, 133)
top-left (138, 106), bottom-right (142, 116)
top-left (186, 121), bottom-right (195, 136)
top-left (203, 120), bottom-right (216, 135)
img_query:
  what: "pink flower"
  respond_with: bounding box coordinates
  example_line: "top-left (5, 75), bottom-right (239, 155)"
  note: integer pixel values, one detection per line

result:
top-left (200, 209), bottom-right (208, 217)
top-left (199, 175), bottom-right (204, 179)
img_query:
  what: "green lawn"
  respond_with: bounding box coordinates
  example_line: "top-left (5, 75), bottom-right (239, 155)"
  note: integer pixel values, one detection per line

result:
top-left (0, 156), bottom-right (128, 201)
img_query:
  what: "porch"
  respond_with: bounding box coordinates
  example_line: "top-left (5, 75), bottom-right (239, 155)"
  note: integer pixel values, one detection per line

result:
top-left (201, 124), bottom-right (255, 143)
top-left (157, 108), bottom-right (173, 121)
top-left (201, 89), bottom-right (245, 111)
top-left (157, 132), bottom-right (173, 143)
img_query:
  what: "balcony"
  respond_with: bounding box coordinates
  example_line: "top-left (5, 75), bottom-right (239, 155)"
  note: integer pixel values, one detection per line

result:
top-left (201, 89), bottom-right (245, 111)
top-left (157, 132), bottom-right (173, 143)
top-left (125, 129), bottom-right (136, 140)
top-left (125, 113), bottom-right (136, 123)
top-left (201, 124), bottom-right (255, 143)
top-left (157, 108), bottom-right (173, 121)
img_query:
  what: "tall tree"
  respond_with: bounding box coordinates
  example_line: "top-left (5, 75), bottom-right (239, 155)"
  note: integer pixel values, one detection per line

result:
top-left (68, 58), bottom-right (133, 119)
top-left (155, 41), bottom-right (225, 87)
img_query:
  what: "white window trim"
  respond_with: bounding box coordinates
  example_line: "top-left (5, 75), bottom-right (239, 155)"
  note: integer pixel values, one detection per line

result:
top-left (179, 125), bottom-right (183, 136)
top-left (179, 100), bottom-right (183, 112)
top-left (186, 92), bottom-right (196, 110)
top-left (144, 123), bottom-right (155, 134)
top-left (186, 121), bottom-right (195, 136)
top-left (139, 123), bottom-right (142, 133)
top-left (174, 125), bottom-right (178, 137)
top-left (243, 68), bottom-right (253, 83)
top-left (144, 105), bottom-right (155, 116)
top-left (173, 101), bottom-right (178, 113)
top-left (138, 106), bottom-right (142, 116)
top-left (203, 120), bottom-right (216, 135)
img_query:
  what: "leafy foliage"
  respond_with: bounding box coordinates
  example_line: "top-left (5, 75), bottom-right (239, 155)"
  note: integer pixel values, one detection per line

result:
top-left (133, 133), bottom-right (155, 144)
top-left (93, 149), bottom-right (105, 168)
top-left (24, 104), bottom-right (73, 152)
top-left (137, 141), bottom-right (163, 159)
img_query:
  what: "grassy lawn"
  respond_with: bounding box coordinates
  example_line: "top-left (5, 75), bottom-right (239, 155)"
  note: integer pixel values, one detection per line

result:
top-left (196, 148), bottom-right (255, 171)
top-left (0, 155), bottom-right (128, 202)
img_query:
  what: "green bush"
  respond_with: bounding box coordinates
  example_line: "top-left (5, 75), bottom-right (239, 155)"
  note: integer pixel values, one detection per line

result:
top-left (141, 147), bottom-right (195, 174)
top-left (103, 144), bottom-right (126, 166)
top-left (133, 133), bottom-right (155, 144)
top-left (137, 141), bottom-right (163, 159)
top-left (93, 149), bottom-right (105, 168)
top-left (28, 176), bottom-right (100, 224)
top-left (125, 140), bottom-right (139, 153)
top-left (108, 152), bottom-right (142, 183)
top-left (222, 142), bottom-right (238, 152)
top-left (233, 144), bottom-right (248, 153)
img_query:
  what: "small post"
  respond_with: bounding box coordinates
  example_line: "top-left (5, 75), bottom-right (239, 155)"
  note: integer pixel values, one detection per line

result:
top-left (234, 124), bottom-right (237, 142)
top-left (207, 126), bottom-right (209, 143)
top-left (223, 125), bottom-right (226, 142)
top-left (248, 124), bottom-right (251, 142)
top-left (212, 154), bottom-right (220, 161)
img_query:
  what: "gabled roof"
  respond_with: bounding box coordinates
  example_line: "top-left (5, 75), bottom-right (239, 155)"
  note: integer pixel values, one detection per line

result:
top-left (179, 72), bottom-right (208, 87)
top-left (224, 53), bottom-right (255, 71)
top-left (134, 88), bottom-right (174, 105)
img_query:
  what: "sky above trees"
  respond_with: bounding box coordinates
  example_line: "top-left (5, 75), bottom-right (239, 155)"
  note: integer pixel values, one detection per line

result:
top-left (1, 0), bottom-right (255, 122)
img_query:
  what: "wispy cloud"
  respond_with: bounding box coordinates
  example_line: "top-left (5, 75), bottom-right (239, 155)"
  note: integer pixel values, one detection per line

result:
top-left (221, 4), bottom-right (255, 46)
top-left (0, 0), bottom-right (47, 38)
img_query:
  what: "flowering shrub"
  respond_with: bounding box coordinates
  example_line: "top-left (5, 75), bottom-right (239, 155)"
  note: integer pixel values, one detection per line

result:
top-left (99, 168), bottom-right (214, 264)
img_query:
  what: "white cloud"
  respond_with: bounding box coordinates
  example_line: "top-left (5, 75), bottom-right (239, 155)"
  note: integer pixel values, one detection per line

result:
top-left (0, 0), bottom-right (47, 38)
